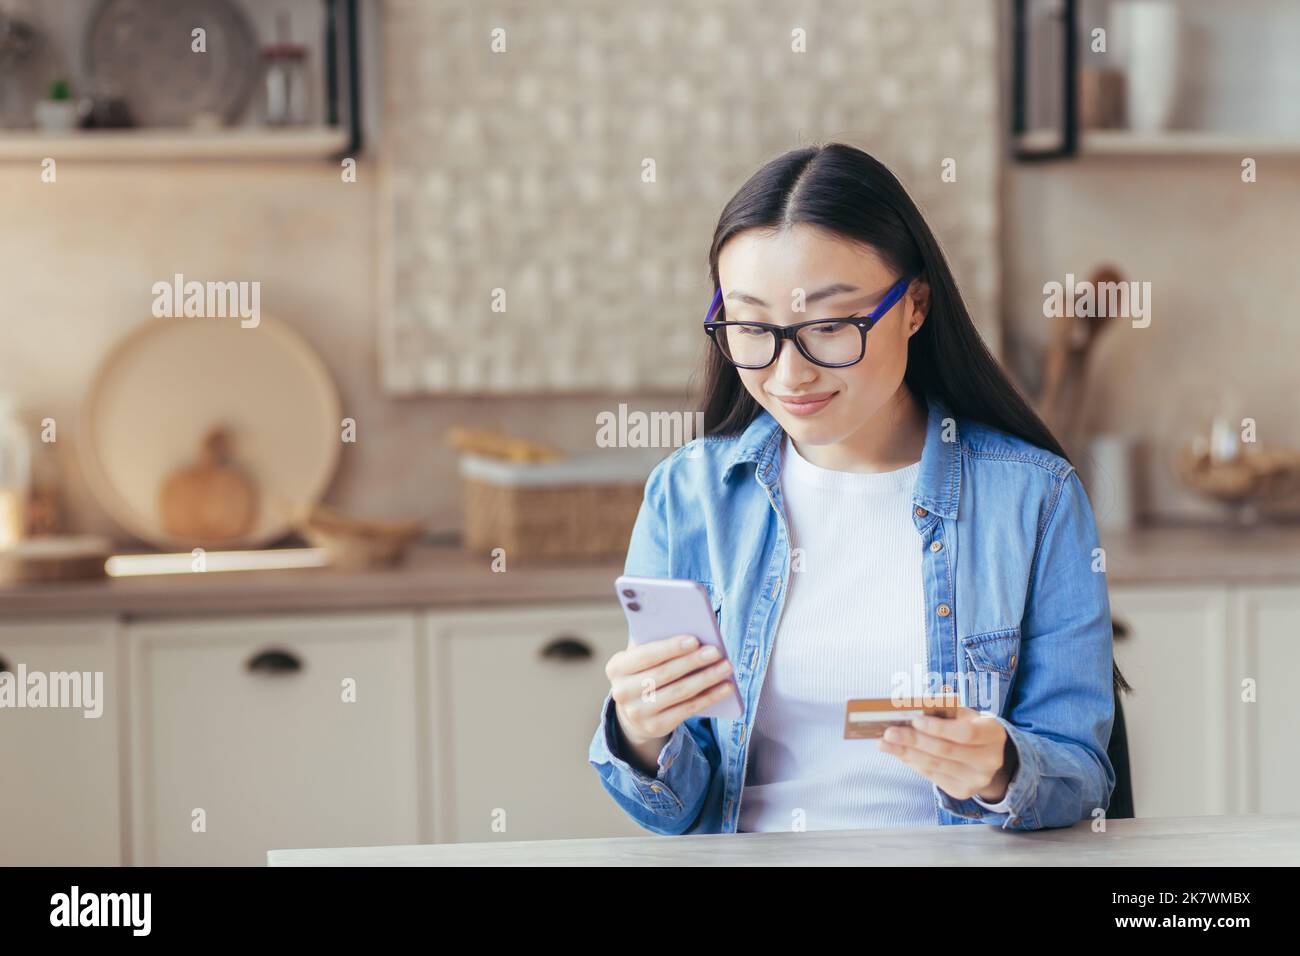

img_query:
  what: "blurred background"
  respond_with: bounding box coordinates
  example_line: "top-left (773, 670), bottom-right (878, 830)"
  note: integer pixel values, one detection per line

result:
top-left (1, 0), bottom-right (1298, 865)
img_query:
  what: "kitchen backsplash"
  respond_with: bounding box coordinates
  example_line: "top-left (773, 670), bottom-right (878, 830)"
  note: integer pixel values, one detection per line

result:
top-left (377, 0), bottom-right (1001, 394)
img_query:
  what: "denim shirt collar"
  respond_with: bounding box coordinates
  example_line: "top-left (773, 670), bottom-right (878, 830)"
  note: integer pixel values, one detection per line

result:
top-left (719, 392), bottom-right (962, 519)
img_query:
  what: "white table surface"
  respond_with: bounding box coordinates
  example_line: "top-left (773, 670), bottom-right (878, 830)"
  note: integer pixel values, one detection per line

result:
top-left (268, 813), bottom-right (1300, 866)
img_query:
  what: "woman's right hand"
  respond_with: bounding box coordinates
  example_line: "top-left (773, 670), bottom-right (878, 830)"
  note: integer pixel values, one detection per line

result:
top-left (604, 635), bottom-right (734, 767)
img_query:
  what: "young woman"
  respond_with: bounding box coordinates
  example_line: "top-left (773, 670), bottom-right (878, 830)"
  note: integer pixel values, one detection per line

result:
top-left (589, 142), bottom-right (1123, 835)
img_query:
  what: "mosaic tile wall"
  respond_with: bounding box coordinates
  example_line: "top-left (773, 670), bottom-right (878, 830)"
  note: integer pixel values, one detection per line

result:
top-left (378, 0), bottom-right (1000, 394)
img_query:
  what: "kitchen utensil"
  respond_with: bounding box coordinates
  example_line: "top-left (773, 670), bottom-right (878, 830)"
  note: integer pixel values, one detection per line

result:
top-left (292, 504), bottom-right (426, 570)
top-left (1038, 265), bottom-right (1122, 453)
top-left (84, 0), bottom-right (259, 127)
top-left (0, 535), bottom-right (110, 585)
top-left (159, 427), bottom-right (258, 546)
top-left (80, 317), bottom-right (340, 550)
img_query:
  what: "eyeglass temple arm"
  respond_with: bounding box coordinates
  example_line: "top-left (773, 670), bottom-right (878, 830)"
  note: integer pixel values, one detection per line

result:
top-left (870, 276), bottom-right (914, 320)
top-left (704, 287), bottom-right (722, 323)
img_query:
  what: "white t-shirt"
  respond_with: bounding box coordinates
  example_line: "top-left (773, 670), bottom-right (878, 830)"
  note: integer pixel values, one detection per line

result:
top-left (737, 433), bottom-right (935, 832)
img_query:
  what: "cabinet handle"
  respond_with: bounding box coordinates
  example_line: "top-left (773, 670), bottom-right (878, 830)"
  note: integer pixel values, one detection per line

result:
top-left (539, 635), bottom-right (593, 662)
top-left (1112, 617), bottom-right (1129, 641)
top-left (0, 655), bottom-right (9, 674)
top-left (246, 648), bottom-right (303, 675)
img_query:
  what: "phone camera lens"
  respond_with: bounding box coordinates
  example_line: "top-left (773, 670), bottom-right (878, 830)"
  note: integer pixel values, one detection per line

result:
top-left (626, 602), bottom-right (640, 612)
top-left (621, 589), bottom-right (636, 598)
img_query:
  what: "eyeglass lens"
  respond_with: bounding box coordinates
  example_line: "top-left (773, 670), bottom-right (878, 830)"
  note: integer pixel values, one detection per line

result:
top-left (718, 321), bottom-right (862, 367)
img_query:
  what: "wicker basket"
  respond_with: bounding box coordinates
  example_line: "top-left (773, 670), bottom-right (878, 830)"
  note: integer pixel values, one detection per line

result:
top-left (459, 450), bottom-right (662, 561)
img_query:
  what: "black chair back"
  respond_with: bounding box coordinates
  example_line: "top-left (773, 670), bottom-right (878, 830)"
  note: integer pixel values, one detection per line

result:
top-left (1106, 686), bottom-right (1134, 819)
top-left (1107, 617), bottom-right (1135, 819)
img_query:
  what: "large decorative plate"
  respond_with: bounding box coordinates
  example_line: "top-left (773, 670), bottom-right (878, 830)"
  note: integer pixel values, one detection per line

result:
top-left (84, 0), bottom-right (259, 127)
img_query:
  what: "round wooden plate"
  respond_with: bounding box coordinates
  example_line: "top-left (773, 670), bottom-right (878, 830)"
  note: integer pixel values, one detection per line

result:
top-left (80, 317), bottom-right (341, 550)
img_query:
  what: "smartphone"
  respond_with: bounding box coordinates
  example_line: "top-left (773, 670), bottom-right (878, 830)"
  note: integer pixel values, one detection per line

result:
top-left (614, 575), bottom-right (743, 720)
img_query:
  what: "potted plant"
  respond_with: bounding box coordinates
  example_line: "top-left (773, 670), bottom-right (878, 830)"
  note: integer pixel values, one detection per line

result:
top-left (34, 78), bottom-right (78, 132)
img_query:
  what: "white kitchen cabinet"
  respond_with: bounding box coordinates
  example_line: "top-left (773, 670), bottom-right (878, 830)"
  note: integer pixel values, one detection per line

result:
top-left (128, 612), bottom-right (421, 865)
top-left (1230, 586), bottom-right (1300, 815)
top-left (9, 576), bottom-right (1287, 865)
top-left (1108, 584), bottom-right (1233, 819)
top-left (426, 603), bottom-right (646, 843)
top-left (0, 617), bottom-right (122, 865)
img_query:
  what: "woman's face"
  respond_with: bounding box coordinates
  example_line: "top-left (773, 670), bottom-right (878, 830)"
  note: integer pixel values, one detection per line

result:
top-left (715, 224), bottom-right (928, 447)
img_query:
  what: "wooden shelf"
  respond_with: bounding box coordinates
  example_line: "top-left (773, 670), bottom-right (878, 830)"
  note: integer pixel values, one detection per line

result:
top-left (0, 126), bottom-right (351, 162)
top-left (1082, 131), bottom-right (1300, 156)
top-left (1016, 129), bottom-right (1300, 158)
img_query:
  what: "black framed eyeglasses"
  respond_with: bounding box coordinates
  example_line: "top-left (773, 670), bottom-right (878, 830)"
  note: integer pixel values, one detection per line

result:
top-left (702, 275), bottom-right (915, 369)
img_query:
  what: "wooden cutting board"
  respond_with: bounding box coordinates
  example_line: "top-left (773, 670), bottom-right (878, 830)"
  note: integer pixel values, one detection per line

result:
top-left (0, 536), bottom-right (110, 585)
top-left (80, 317), bottom-right (341, 549)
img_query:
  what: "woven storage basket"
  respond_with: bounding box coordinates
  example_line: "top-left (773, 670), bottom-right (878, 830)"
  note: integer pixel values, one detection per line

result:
top-left (459, 449), bottom-right (664, 561)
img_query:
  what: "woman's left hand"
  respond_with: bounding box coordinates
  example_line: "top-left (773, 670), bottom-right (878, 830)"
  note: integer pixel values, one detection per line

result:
top-left (877, 706), bottom-right (1018, 802)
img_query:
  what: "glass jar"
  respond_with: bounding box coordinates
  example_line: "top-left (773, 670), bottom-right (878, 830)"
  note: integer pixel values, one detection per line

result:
top-left (261, 43), bottom-right (310, 126)
top-left (0, 395), bottom-right (32, 547)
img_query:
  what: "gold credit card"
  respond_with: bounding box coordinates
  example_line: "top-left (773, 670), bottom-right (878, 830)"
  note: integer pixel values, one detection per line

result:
top-left (843, 694), bottom-right (960, 739)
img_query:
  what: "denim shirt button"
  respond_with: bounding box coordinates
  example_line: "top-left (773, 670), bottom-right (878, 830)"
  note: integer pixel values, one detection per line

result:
top-left (929, 539), bottom-right (942, 552)
top-left (915, 506), bottom-right (928, 518)
top-left (936, 603), bottom-right (951, 617)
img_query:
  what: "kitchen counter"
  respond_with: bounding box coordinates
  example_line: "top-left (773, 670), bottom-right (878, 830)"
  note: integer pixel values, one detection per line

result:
top-left (268, 813), bottom-right (1300, 866)
top-left (3, 523), bottom-right (1300, 618)
top-left (0, 538), bottom-right (622, 617)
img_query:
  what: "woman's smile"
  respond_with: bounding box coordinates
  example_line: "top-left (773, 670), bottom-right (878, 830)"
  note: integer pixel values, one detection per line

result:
top-left (771, 389), bottom-right (838, 416)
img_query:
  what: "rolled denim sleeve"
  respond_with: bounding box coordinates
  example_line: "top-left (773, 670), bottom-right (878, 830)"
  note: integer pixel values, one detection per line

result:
top-left (937, 469), bottom-right (1116, 830)
top-left (588, 690), bottom-right (715, 834)
top-left (587, 451), bottom-right (720, 835)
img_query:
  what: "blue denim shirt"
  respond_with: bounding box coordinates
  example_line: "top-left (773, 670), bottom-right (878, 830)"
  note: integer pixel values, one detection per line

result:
top-left (589, 393), bottom-right (1116, 834)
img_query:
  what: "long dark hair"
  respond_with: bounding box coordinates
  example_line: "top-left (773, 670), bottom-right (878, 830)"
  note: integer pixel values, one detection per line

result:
top-left (696, 142), bottom-right (1132, 697)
